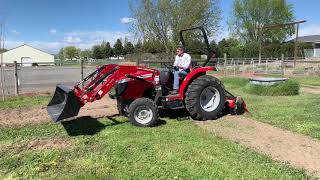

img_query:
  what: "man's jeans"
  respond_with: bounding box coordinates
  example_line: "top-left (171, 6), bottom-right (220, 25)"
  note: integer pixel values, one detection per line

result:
top-left (173, 70), bottom-right (188, 90)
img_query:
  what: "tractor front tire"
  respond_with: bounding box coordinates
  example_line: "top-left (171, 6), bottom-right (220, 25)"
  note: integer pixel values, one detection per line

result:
top-left (185, 75), bottom-right (225, 120)
top-left (128, 98), bottom-right (158, 127)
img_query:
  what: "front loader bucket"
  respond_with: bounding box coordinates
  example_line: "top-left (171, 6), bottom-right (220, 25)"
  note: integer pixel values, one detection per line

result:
top-left (47, 85), bottom-right (81, 122)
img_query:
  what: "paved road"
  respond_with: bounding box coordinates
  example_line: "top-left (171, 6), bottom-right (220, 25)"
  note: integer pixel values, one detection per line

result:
top-left (0, 66), bottom-right (97, 95)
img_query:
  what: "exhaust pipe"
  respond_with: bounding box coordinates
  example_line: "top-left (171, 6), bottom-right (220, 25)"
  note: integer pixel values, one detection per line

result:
top-left (47, 84), bottom-right (81, 122)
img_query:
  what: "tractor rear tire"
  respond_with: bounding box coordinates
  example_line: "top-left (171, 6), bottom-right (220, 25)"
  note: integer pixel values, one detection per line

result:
top-left (185, 75), bottom-right (225, 120)
top-left (128, 98), bottom-right (158, 127)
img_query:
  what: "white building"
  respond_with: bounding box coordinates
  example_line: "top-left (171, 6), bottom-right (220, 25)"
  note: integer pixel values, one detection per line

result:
top-left (2, 44), bottom-right (54, 66)
top-left (296, 35), bottom-right (320, 57)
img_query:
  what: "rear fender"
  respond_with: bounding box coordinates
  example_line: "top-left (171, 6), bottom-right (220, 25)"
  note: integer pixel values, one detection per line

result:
top-left (179, 66), bottom-right (214, 98)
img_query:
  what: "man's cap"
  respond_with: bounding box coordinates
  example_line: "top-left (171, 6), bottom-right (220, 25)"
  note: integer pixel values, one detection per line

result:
top-left (177, 45), bottom-right (185, 51)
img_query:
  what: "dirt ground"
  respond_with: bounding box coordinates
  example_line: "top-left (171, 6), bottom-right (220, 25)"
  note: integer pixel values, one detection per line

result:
top-left (0, 96), bottom-right (118, 128)
top-left (27, 138), bottom-right (72, 150)
top-left (301, 85), bottom-right (320, 94)
top-left (2, 95), bottom-right (320, 177)
top-left (196, 115), bottom-right (320, 178)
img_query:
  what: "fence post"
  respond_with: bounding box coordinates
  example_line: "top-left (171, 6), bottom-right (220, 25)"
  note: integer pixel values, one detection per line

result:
top-left (242, 61), bottom-right (245, 74)
top-left (216, 58), bottom-right (219, 69)
top-left (237, 58), bottom-right (240, 74)
top-left (80, 59), bottom-right (84, 88)
top-left (14, 61), bottom-right (19, 96)
top-left (266, 58), bottom-right (268, 73)
top-left (251, 58), bottom-right (254, 74)
top-left (224, 53), bottom-right (227, 76)
top-left (281, 54), bottom-right (284, 77)
top-left (233, 58), bottom-right (236, 76)
top-left (303, 57), bottom-right (306, 75)
top-left (136, 58), bottom-right (140, 66)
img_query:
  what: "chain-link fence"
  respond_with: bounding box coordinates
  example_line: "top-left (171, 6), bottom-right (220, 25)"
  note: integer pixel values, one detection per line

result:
top-left (0, 56), bottom-right (319, 97)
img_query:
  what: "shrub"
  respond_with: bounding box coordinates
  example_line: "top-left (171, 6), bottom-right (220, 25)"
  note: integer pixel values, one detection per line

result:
top-left (244, 80), bottom-right (300, 96)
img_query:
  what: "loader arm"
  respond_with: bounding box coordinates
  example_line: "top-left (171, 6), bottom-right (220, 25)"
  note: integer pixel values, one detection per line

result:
top-left (47, 64), bottom-right (159, 122)
top-left (74, 65), bottom-right (120, 105)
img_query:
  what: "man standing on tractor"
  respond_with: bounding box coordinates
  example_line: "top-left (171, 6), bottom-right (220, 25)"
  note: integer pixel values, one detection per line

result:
top-left (172, 46), bottom-right (191, 94)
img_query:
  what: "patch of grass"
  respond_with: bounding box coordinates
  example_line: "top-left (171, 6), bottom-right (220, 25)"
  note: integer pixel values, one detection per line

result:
top-left (292, 77), bottom-right (320, 86)
top-left (222, 77), bottom-right (320, 139)
top-left (219, 77), bottom-right (249, 88)
top-left (244, 80), bottom-right (300, 96)
top-left (0, 96), bottom-right (51, 109)
top-left (0, 117), bottom-right (308, 179)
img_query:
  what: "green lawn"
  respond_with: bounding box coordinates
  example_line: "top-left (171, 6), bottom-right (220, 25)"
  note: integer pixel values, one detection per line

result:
top-left (291, 77), bottom-right (320, 86)
top-left (0, 117), bottom-right (308, 179)
top-left (0, 96), bottom-right (51, 109)
top-left (1, 82), bottom-right (317, 179)
top-left (221, 77), bottom-right (320, 139)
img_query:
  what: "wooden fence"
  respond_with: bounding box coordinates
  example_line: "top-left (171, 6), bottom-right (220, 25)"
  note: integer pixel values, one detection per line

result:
top-left (139, 55), bottom-right (320, 77)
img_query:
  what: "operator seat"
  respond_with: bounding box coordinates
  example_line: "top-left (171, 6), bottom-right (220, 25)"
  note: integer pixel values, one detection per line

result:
top-left (179, 60), bottom-right (197, 80)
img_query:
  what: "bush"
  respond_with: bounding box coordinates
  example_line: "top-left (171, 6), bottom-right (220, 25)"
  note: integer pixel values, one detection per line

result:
top-left (244, 80), bottom-right (300, 96)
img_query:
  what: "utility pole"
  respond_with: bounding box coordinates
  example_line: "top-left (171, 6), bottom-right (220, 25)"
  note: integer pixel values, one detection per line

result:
top-left (294, 23), bottom-right (300, 66)
top-left (258, 27), bottom-right (262, 65)
top-left (0, 21), bottom-right (6, 101)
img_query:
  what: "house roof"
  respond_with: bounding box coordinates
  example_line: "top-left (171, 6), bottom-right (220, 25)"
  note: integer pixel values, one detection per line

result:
top-left (3, 44), bottom-right (54, 56)
top-left (296, 35), bottom-right (320, 43)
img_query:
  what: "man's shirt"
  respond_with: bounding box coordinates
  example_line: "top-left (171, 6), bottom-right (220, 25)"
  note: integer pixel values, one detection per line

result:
top-left (174, 53), bottom-right (191, 71)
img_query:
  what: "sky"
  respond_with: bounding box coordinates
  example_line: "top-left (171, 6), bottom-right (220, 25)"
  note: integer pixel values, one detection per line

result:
top-left (1, 0), bottom-right (320, 54)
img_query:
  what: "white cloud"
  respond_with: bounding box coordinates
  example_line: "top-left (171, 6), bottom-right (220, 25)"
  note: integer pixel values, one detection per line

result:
top-left (5, 30), bottom-right (133, 54)
top-left (11, 30), bottom-right (20, 36)
top-left (65, 30), bottom-right (133, 45)
top-left (120, 17), bottom-right (136, 24)
top-left (49, 29), bottom-right (57, 35)
top-left (300, 24), bottom-right (320, 36)
top-left (64, 36), bottom-right (82, 43)
top-left (5, 40), bottom-right (64, 53)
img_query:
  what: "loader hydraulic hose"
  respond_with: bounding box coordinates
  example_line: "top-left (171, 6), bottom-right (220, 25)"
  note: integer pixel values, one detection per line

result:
top-left (87, 67), bottom-right (118, 91)
top-left (76, 65), bottom-right (106, 86)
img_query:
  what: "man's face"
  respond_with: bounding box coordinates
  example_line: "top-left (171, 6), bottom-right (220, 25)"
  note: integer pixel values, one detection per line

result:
top-left (176, 48), bottom-right (184, 56)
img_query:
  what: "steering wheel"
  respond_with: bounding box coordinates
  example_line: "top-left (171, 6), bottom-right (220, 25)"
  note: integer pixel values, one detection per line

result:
top-left (163, 63), bottom-right (175, 72)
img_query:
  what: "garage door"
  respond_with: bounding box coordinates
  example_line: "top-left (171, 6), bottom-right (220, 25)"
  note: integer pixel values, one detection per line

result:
top-left (21, 57), bottom-right (33, 67)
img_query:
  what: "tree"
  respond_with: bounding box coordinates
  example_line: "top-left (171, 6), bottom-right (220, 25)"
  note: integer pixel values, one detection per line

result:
top-left (63, 46), bottom-right (79, 60)
top-left (0, 48), bottom-right (7, 53)
top-left (92, 45), bottom-right (103, 59)
top-left (113, 39), bottom-right (124, 56)
top-left (218, 38), bottom-right (241, 57)
top-left (209, 40), bottom-right (221, 57)
top-left (142, 39), bottom-right (165, 53)
top-left (100, 41), bottom-right (112, 58)
top-left (134, 40), bottom-right (143, 53)
top-left (80, 49), bottom-right (92, 59)
top-left (124, 41), bottom-right (135, 54)
top-left (57, 48), bottom-right (65, 60)
top-left (229, 0), bottom-right (295, 43)
top-left (130, 0), bottom-right (221, 52)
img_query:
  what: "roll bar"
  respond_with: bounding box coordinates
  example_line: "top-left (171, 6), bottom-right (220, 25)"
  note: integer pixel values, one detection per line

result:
top-left (179, 26), bottom-right (215, 67)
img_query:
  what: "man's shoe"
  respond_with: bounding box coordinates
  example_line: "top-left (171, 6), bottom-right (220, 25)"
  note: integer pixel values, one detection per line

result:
top-left (170, 90), bottom-right (179, 95)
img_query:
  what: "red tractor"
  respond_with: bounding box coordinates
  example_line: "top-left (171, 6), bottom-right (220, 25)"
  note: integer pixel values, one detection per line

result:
top-left (47, 27), bottom-right (246, 127)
